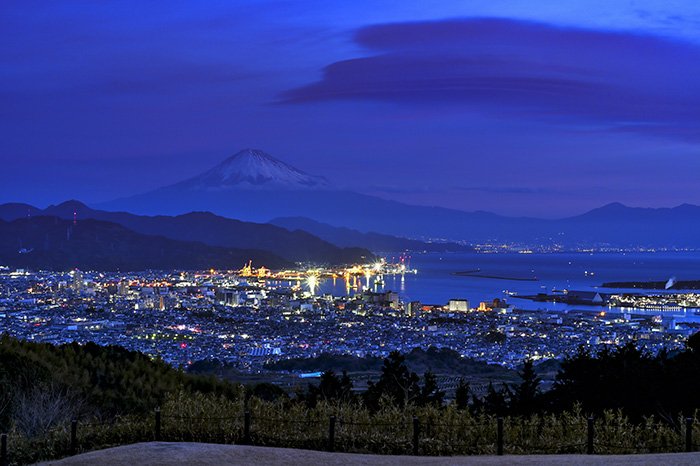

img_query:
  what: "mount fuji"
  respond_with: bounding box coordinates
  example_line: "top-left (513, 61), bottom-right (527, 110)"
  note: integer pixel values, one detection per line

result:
top-left (97, 149), bottom-right (700, 248)
top-left (98, 149), bottom-right (532, 240)
top-left (99, 149), bottom-right (454, 232)
top-left (174, 149), bottom-right (328, 190)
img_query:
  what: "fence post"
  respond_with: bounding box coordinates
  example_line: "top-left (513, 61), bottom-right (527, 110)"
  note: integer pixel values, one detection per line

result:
top-left (328, 416), bottom-right (336, 452)
top-left (496, 417), bottom-right (504, 456)
top-left (412, 416), bottom-right (420, 455)
top-left (686, 417), bottom-right (693, 452)
top-left (155, 408), bottom-right (161, 441)
top-left (0, 433), bottom-right (7, 466)
top-left (70, 419), bottom-right (78, 453)
top-left (244, 411), bottom-right (251, 445)
top-left (587, 417), bottom-right (594, 454)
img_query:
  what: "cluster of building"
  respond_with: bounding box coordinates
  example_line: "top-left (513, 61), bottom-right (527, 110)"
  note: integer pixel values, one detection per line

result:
top-left (0, 265), bottom-right (697, 372)
top-left (609, 293), bottom-right (700, 311)
top-left (469, 241), bottom-right (698, 254)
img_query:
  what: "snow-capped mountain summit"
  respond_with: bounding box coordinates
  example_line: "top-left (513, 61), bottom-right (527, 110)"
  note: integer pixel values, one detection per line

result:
top-left (180, 149), bottom-right (328, 190)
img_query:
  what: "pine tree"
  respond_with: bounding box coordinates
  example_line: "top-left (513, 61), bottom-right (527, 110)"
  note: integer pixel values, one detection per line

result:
top-left (339, 370), bottom-right (355, 403)
top-left (417, 370), bottom-right (444, 407)
top-left (512, 359), bottom-right (541, 416)
top-left (455, 378), bottom-right (470, 410)
top-left (305, 370), bottom-right (355, 407)
top-left (364, 351), bottom-right (420, 410)
top-left (483, 382), bottom-right (510, 416)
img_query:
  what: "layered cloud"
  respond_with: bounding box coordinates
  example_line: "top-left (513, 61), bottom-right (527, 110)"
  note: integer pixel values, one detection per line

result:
top-left (282, 18), bottom-right (700, 140)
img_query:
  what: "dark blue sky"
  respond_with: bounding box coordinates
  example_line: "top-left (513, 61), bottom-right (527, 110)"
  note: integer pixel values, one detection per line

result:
top-left (2, 1), bottom-right (699, 217)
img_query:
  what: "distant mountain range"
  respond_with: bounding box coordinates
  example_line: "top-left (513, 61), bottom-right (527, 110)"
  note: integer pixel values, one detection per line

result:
top-left (96, 149), bottom-right (700, 248)
top-left (0, 201), bottom-right (372, 265)
top-left (270, 216), bottom-right (470, 252)
top-left (0, 216), bottom-right (291, 271)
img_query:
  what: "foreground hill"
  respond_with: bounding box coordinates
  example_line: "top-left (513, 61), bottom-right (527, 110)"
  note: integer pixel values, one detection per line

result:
top-left (0, 200), bottom-right (373, 265)
top-left (0, 335), bottom-right (238, 432)
top-left (0, 216), bottom-right (291, 271)
top-left (5, 337), bottom-right (700, 463)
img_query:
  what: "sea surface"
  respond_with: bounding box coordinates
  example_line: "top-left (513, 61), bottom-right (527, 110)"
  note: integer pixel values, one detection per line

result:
top-left (315, 251), bottom-right (700, 314)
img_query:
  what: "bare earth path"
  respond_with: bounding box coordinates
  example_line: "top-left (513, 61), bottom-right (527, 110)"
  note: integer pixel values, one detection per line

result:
top-left (38, 442), bottom-right (700, 465)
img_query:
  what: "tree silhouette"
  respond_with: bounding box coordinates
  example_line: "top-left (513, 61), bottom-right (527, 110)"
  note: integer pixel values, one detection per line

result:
top-left (511, 359), bottom-right (541, 416)
top-left (548, 343), bottom-right (667, 419)
top-left (304, 370), bottom-right (355, 407)
top-left (687, 330), bottom-right (700, 352)
top-left (248, 383), bottom-right (287, 402)
top-left (454, 378), bottom-right (470, 410)
top-left (364, 351), bottom-right (420, 410)
top-left (417, 370), bottom-right (444, 407)
top-left (483, 382), bottom-right (510, 416)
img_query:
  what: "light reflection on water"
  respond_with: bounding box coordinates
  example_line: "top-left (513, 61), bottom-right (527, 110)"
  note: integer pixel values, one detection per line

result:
top-left (308, 251), bottom-right (700, 316)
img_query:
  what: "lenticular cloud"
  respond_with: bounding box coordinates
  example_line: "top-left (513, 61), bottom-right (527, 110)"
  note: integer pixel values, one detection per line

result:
top-left (281, 18), bottom-right (700, 141)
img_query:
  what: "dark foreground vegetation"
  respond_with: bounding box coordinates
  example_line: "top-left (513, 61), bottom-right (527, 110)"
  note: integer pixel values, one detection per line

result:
top-left (263, 346), bottom-right (514, 379)
top-left (2, 333), bottom-right (700, 464)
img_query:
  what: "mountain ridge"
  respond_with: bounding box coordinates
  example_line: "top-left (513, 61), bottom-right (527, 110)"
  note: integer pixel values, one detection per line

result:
top-left (5, 198), bottom-right (700, 249)
top-left (90, 148), bottom-right (700, 248)
top-left (569, 201), bottom-right (700, 221)
top-left (270, 216), bottom-right (471, 252)
top-left (0, 216), bottom-right (292, 271)
top-left (0, 200), bottom-right (372, 265)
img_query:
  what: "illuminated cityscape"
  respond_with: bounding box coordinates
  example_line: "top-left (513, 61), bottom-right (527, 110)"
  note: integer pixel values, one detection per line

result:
top-left (3, 1), bottom-right (700, 462)
top-left (2, 261), bottom-right (696, 377)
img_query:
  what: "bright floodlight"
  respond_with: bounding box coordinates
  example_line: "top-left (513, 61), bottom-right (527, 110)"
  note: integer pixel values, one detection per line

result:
top-left (307, 274), bottom-right (318, 295)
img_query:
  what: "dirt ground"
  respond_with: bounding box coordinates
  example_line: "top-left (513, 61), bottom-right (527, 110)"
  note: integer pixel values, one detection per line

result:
top-left (37, 442), bottom-right (700, 465)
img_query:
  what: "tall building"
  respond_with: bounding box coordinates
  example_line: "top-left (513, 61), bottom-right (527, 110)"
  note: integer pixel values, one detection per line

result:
top-left (448, 299), bottom-right (469, 312)
top-left (72, 270), bottom-right (83, 292)
top-left (405, 300), bottom-right (422, 317)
